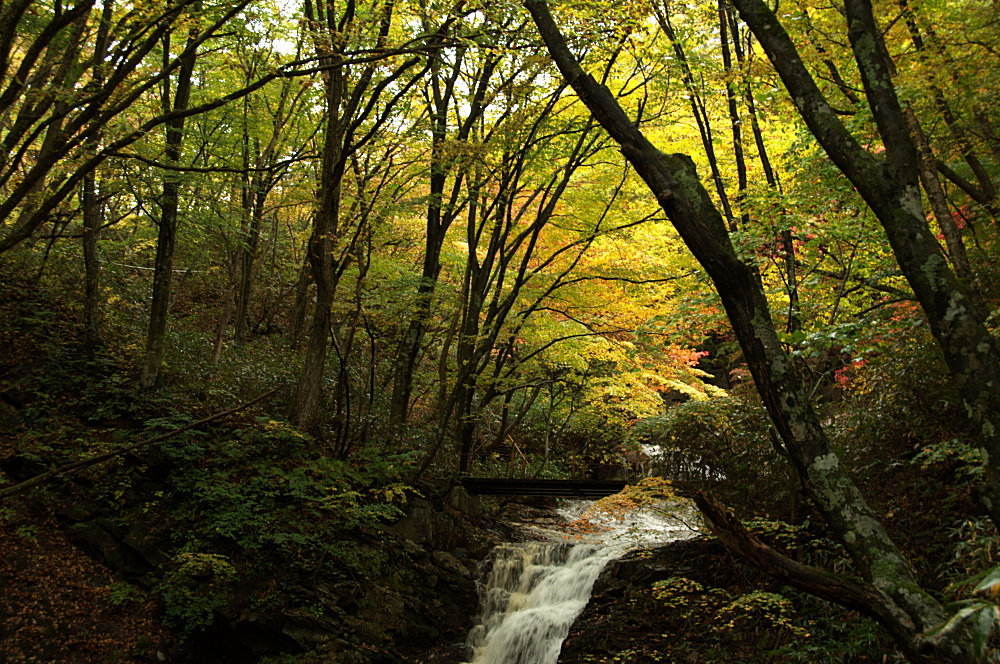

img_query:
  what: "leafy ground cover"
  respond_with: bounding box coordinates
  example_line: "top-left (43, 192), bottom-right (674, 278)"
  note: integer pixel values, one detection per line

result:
top-left (0, 273), bottom-right (486, 663)
top-left (0, 498), bottom-right (177, 663)
top-left (561, 535), bottom-right (887, 664)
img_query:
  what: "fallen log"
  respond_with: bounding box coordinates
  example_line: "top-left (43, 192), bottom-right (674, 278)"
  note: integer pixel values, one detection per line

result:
top-left (0, 387), bottom-right (281, 501)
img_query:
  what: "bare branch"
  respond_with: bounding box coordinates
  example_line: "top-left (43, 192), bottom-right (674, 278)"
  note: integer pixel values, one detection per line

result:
top-left (0, 387), bottom-right (282, 501)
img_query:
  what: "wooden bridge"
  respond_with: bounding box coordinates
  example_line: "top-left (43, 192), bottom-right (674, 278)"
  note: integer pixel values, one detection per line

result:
top-left (459, 477), bottom-right (627, 498)
top-left (459, 439), bottom-right (714, 499)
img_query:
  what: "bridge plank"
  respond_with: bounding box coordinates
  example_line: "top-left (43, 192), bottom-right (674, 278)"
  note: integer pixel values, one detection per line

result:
top-left (460, 478), bottom-right (627, 498)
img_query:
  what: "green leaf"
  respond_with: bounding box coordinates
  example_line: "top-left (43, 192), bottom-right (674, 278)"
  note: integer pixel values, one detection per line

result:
top-left (945, 598), bottom-right (984, 611)
top-left (972, 605), bottom-right (996, 660)
top-left (975, 565), bottom-right (1000, 598)
top-left (928, 603), bottom-right (984, 637)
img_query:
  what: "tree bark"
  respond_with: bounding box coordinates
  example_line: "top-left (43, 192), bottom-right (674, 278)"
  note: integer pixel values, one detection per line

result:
top-left (286, 261), bottom-right (312, 350)
top-left (731, 0), bottom-right (1000, 533)
top-left (138, 27), bottom-right (198, 389)
top-left (292, 114), bottom-right (344, 430)
top-left (233, 72), bottom-right (302, 345)
top-left (725, 14), bottom-right (799, 331)
top-left (693, 491), bottom-right (929, 650)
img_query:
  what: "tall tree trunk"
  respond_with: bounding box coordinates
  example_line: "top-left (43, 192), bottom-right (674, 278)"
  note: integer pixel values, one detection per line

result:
top-left (454, 193), bottom-right (490, 473)
top-left (138, 28), bottom-right (198, 389)
top-left (719, 1), bottom-right (748, 229)
top-left (234, 184), bottom-right (266, 345)
top-left (389, 60), bottom-right (452, 423)
top-left (655, 2), bottom-right (736, 230)
top-left (234, 76), bottom-right (297, 344)
top-left (292, 0), bottom-right (418, 430)
top-left (390, 43), bottom-right (496, 424)
top-left (211, 260), bottom-right (238, 365)
top-left (523, 2), bottom-right (974, 660)
top-left (727, 17), bottom-right (799, 331)
top-left (292, 126), bottom-right (344, 430)
top-left (82, 0), bottom-right (114, 355)
top-left (291, 0), bottom-right (357, 431)
top-left (731, 0), bottom-right (1000, 532)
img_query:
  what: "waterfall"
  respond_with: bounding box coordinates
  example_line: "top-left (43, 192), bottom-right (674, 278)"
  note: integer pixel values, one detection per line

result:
top-left (463, 501), bottom-right (695, 664)
top-left (463, 542), bottom-right (617, 664)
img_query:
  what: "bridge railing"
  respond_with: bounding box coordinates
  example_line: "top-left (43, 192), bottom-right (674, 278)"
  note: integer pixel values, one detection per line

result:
top-left (464, 441), bottom-right (724, 485)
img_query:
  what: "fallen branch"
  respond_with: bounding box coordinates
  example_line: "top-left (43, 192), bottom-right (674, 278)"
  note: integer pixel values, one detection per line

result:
top-left (692, 490), bottom-right (891, 620)
top-left (0, 387), bottom-right (282, 501)
top-left (691, 490), bottom-right (962, 659)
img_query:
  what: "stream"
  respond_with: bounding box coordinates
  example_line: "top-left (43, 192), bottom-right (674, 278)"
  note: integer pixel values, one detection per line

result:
top-left (462, 500), bottom-right (696, 664)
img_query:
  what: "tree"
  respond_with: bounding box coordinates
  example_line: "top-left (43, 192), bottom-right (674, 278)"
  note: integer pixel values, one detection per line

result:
top-left (81, 0), bottom-right (115, 353)
top-left (730, 0), bottom-right (1000, 537)
top-left (199, 16), bottom-right (319, 360)
top-left (291, 0), bottom-right (432, 431)
top-left (230, 32), bottom-right (316, 349)
top-left (523, 1), bottom-right (974, 660)
top-left (0, 0), bottom-right (254, 256)
top-left (389, 12), bottom-right (502, 425)
top-left (653, 1), bottom-right (736, 230)
top-left (137, 19), bottom-right (201, 388)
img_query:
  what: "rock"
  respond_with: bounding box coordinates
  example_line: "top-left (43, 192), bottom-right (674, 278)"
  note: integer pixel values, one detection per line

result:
top-left (431, 550), bottom-right (471, 578)
top-left (446, 487), bottom-right (480, 517)
top-left (65, 520), bottom-right (155, 577)
top-left (399, 537), bottom-right (426, 557)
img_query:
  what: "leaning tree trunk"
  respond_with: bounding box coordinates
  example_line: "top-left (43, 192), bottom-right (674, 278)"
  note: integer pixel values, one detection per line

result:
top-left (718, 0), bottom-right (748, 229)
top-left (523, 2), bottom-right (973, 660)
top-left (903, 107), bottom-right (984, 315)
top-left (731, 0), bottom-right (1000, 533)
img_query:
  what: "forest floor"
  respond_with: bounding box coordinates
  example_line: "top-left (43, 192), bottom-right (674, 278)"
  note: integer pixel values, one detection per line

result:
top-left (0, 485), bottom-right (183, 663)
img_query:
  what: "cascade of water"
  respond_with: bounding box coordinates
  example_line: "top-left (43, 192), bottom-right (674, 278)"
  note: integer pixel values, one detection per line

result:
top-left (463, 541), bottom-right (617, 664)
top-left (463, 501), bottom-right (696, 664)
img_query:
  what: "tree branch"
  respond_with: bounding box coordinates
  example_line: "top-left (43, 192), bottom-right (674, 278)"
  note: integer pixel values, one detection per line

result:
top-left (0, 387), bottom-right (282, 501)
top-left (692, 490), bottom-right (901, 627)
top-left (107, 151), bottom-right (317, 174)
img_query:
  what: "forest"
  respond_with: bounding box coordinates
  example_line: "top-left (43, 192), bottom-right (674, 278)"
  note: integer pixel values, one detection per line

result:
top-left (1, 0), bottom-right (1000, 662)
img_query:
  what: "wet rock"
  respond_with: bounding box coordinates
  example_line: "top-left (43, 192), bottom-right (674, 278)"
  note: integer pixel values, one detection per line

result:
top-left (431, 550), bottom-right (471, 578)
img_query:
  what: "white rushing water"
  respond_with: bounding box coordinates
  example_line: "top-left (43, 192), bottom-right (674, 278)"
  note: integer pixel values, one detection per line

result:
top-left (463, 500), bottom-right (696, 664)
